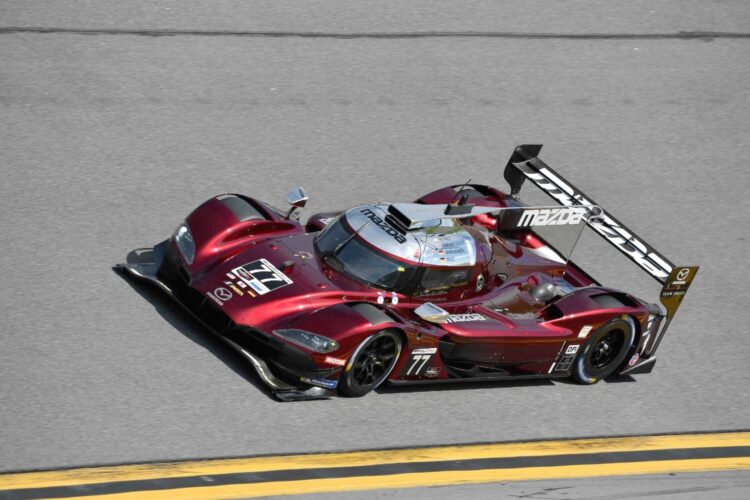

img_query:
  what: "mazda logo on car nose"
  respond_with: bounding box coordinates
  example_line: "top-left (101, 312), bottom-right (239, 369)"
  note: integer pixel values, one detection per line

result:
top-left (214, 287), bottom-right (232, 301)
top-left (676, 268), bottom-right (690, 281)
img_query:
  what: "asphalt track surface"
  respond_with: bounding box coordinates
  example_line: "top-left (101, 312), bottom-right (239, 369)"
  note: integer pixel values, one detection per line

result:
top-left (297, 471), bottom-right (750, 500)
top-left (0, 432), bottom-right (747, 498)
top-left (1, 0), bottom-right (749, 495)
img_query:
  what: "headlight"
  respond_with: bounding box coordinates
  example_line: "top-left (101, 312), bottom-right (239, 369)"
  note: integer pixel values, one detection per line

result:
top-left (272, 329), bottom-right (339, 353)
top-left (174, 223), bottom-right (195, 264)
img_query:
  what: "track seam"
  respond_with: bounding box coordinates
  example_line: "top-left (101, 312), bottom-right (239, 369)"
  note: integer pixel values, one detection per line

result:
top-left (1, 27), bottom-right (749, 39)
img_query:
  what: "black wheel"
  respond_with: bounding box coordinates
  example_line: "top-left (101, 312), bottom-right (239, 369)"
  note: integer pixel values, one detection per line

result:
top-left (573, 317), bottom-right (636, 384)
top-left (338, 330), bottom-right (402, 397)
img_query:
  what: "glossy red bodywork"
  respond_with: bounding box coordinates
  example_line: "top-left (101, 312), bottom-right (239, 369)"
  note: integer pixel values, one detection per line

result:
top-left (172, 186), bottom-right (654, 385)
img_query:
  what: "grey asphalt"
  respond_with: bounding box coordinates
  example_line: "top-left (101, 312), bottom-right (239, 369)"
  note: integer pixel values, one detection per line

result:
top-left (1, 1), bottom-right (749, 494)
top-left (289, 470), bottom-right (750, 500)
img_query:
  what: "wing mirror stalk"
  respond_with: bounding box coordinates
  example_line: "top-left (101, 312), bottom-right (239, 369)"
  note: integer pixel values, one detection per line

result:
top-left (284, 186), bottom-right (309, 220)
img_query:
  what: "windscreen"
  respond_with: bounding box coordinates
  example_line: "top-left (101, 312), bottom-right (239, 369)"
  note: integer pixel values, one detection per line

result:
top-left (314, 216), bottom-right (419, 291)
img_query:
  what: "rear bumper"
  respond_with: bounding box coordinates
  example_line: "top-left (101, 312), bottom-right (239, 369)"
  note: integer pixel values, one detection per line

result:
top-left (116, 242), bottom-right (336, 401)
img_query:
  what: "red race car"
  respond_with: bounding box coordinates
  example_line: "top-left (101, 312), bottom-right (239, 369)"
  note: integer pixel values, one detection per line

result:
top-left (118, 145), bottom-right (697, 401)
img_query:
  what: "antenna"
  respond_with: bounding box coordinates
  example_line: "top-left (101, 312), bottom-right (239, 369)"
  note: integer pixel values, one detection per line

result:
top-left (448, 178), bottom-right (472, 206)
top-left (444, 178), bottom-right (475, 216)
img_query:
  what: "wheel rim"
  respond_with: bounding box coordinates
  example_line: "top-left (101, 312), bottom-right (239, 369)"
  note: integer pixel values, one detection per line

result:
top-left (351, 335), bottom-right (397, 389)
top-left (589, 330), bottom-right (624, 369)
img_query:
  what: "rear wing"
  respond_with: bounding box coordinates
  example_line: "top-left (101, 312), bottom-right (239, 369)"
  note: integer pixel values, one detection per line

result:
top-left (503, 145), bottom-right (698, 354)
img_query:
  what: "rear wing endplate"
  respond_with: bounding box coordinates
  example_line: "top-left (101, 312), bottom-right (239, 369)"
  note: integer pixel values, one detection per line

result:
top-left (503, 144), bottom-right (698, 349)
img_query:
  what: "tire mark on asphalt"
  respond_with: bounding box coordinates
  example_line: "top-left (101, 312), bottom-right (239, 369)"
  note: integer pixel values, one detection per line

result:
top-left (1, 27), bottom-right (749, 40)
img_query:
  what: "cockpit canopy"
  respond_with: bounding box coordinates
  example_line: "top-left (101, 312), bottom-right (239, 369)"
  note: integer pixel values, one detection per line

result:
top-left (345, 204), bottom-right (478, 267)
top-left (313, 202), bottom-right (595, 296)
top-left (314, 204), bottom-right (479, 295)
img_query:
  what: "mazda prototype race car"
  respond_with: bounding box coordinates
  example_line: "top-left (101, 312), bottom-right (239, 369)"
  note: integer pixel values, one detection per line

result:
top-left (118, 145), bottom-right (698, 401)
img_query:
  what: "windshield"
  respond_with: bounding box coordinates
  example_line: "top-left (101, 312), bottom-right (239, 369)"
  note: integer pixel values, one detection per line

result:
top-left (314, 217), bottom-right (419, 292)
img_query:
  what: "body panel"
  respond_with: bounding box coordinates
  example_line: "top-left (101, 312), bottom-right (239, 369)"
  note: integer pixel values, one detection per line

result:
top-left (119, 145), bottom-right (697, 400)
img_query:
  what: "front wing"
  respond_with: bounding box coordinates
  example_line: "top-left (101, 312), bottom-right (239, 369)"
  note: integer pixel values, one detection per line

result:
top-left (116, 242), bottom-right (334, 402)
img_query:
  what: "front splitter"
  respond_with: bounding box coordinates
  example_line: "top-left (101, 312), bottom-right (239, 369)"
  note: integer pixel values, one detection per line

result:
top-left (116, 246), bottom-right (334, 402)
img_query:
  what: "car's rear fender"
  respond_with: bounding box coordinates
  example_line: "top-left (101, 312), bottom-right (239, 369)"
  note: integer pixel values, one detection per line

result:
top-left (543, 287), bottom-right (649, 361)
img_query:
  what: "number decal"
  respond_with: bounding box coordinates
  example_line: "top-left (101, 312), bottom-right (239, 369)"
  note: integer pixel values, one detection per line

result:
top-left (253, 263), bottom-right (286, 283)
top-left (402, 347), bottom-right (437, 377)
top-left (406, 355), bottom-right (431, 375)
top-left (231, 258), bottom-right (293, 296)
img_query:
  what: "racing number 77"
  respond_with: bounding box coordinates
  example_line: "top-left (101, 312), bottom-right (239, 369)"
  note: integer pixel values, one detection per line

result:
top-left (406, 354), bottom-right (432, 376)
top-left (251, 262), bottom-right (286, 284)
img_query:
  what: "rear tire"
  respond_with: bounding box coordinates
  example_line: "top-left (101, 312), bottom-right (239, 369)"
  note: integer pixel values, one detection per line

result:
top-left (573, 317), bottom-right (636, 384)
top-left (338, 330), bottom-right (402, 397)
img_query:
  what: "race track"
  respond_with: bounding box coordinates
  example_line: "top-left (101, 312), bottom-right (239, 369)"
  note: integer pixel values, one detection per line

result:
top-left (1, 0), bottom-right (749, 487)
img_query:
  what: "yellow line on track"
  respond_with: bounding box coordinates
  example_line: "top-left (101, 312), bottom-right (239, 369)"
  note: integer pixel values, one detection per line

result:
top-left (1, 432), bottom-right (748, 491)
top-left (52, 457), bottom-right (750, 500)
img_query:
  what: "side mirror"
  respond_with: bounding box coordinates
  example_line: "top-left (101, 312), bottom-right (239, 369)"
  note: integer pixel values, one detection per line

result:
top-left (285, 186), bottom-right (309, 219)
top-left (414, 302), bottom-right (450, 323)
top-left (286, 186), bottom-right (309, 208)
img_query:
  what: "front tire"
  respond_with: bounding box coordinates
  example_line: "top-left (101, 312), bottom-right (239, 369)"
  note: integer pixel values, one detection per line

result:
top-left (338, 330), bottom-right (402, 397)
top-left (573, 317), bottom-right (636, 384)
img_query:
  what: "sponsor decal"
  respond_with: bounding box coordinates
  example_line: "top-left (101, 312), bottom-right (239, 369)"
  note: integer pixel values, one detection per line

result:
top-left (565, 345), bottom-right (579, 355)
top-left (411, 347), bottom-right (438, 355)
top-left (404, 348), bottom-right (436, 377)
top-left (661, 266), bottom-right (698, 299)
top-left (425, 367), bottom-right (441, 378)
top-left (231, 258), bottom-right (293, 296)
top-left (628, 353), bottom-right (640, 366)
top-left (476, 274), bottom-right (485, 292)
top-left (359, 208), bottom-right (406, 244)
top-left (224, 274), bottom-right (254, 297)
top-left (206, 292), bottom-right (223, 306)
top-left (553, 354), bottom-right (576, 373)
top-left (445, 313), bottom-right (487, 323)
top-left (424, 239), bottom-right (472, 265)
top-left (517, 207), bottom-right (586, 227)
top-left (225, 282), bottom-right (244, 296)
top-left (324, 356), bottom-right (346, 367)
top-left (318, 217), bottom-right (336, 226)
top-left (663, 267), bottom-right (694, 293)
top-left (214, 287), bottom-right (232, 302)
top-left (577, 325), bottom-right (593, 338)
top-left (519, 165), bottom-right (672, 281)
top-left (301, 377), bottom-right (338, 390)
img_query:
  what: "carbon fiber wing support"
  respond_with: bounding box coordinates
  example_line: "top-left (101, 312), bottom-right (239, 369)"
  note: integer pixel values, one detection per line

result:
top-left (503, 144), bottom-right (698, 359)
